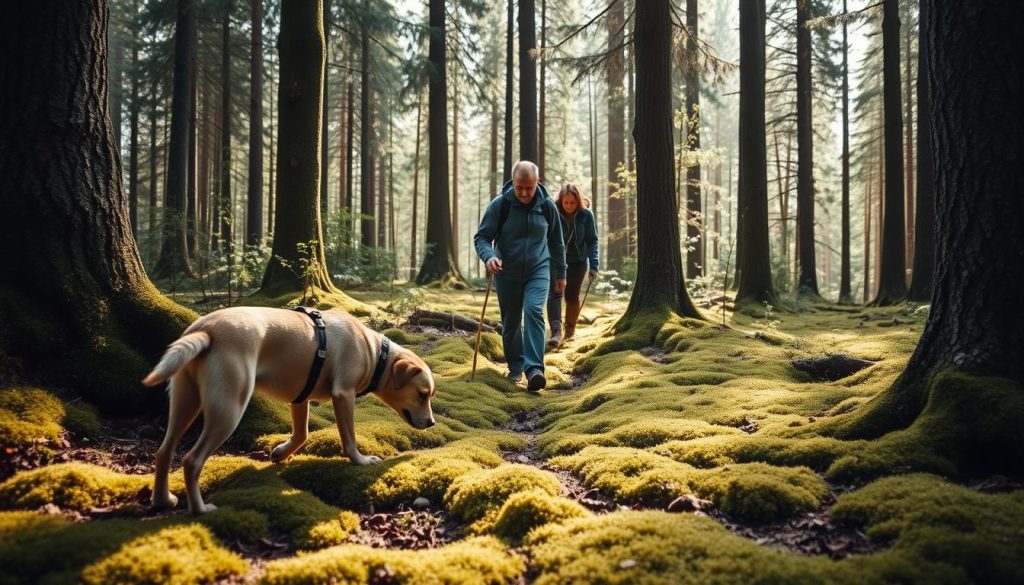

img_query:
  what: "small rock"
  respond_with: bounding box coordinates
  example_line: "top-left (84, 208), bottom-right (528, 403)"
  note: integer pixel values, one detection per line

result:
top-left (412, 497), bottom-right (430, 509)
top-left (666, 494), bottom-right (711, 513)
top-left (516, 454), bottom-right (531, 464)
top-left (619, 559), bottom-right (637, 570)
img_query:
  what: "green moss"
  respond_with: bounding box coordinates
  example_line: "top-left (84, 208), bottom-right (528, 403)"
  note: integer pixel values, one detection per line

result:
top-left (0, 387), bottom-right (66, 445)
top-left (79, 524), bottom-right (246, 585)
top-left (195, 506), bottom-right (270, 544)
top-left (444, 464), bottom-right (563, 533)
top-left (657, 435), bottom-right (857, 471)
top-left (381, 327), bottom-right (428, 347)
top-left (261, 536), bottom-right (523, 585)
top-left (831, 474), bottom-right (1024, 584)
top-left (0, 463), bottom-right (148, 511)
top-left (492, 490), bottom-right (590, 542)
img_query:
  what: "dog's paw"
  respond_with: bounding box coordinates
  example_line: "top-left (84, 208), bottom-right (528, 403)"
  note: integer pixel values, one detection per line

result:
top-left (353, 454), bottom-right (382, 465)
top-left (190, 503), bottom-right (218, 515)
top-left (151, 493), bottom-right (179, 511)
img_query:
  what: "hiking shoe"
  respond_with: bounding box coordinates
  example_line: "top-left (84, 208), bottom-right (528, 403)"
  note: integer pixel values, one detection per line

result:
top-left (527, 370), bottom-right (547, 392)
top-left (506, 371), bottom-right (523, 384)
top-left (546, 330), bottom-right (562, 349)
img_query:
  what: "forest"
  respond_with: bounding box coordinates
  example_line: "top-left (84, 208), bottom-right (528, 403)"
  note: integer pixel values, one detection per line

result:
top-left (0, 0), bottom-right (1021, 583)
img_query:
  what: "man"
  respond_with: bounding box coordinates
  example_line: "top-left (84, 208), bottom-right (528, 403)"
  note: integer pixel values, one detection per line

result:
top-left (474, 161), bottom-right (567, 392)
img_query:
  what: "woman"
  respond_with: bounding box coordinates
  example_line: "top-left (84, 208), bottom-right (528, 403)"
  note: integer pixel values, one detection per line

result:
top-left (547, 183), bottom-right (599, 348)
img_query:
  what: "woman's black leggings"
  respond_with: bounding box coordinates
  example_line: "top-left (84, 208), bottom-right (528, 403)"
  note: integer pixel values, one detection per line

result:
top-left (547, 262), bottom-right (588, 329)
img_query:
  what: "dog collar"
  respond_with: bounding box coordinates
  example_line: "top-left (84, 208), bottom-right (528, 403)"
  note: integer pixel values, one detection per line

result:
top-left (292, 307), bottom-right (328, 404)
top-left (357, 337), bottom-right (390, 398)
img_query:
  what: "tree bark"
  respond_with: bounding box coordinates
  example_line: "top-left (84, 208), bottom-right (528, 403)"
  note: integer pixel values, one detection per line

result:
top-left (148, 75), bottom-right (160, 246)
top-left (360, 26), bottom-right (374, 248)
top-left (128, 29), bottom-right (141, 236)
top-left (187, 58), bottom-right (198, 257)
top-left (220, 3), bottom-right (233, 257)
top-left (0, 0), bottom-right (194, 411)
top-left (416, 0), bottom-right (465, 286)
top-left (838, 0), bottom-right (852, 304)
top-left (734, 0), bottom-right (780, 310)
top-left (870, 0), bottom-right (908, 305)
top-left (503, 0), bottom-right (514, 181)
top-left (607, 0), bottom-right (627, 272)
top-left (518, 0), bottom-right (538, 163)
top-left (907, 0), bottom-right (934, 302)
top-left (684, 0), bottom-right (703, 280)
top-left (345, 80), bottom-right (354, 219)
top-left (620, 0), bottom-right (701, 325)
top-left (839, 0), bottom-right (1024, 445)
top-left (410, 91), bottom-right (423, 281)
top-left (247, 0), bottom-right (264, 246)
top-left (452, 72), bottom-right (460, 264)
top-left (152, 0), bottom-right (196, 279)
top-left (259, 0), bottom-right (340, 299)
top-left (320, 1), bottom-right (331, 221)
top-left (795, 0), bottom-right (818, 296)
top-left (539, 0), bottom-right (547, 179)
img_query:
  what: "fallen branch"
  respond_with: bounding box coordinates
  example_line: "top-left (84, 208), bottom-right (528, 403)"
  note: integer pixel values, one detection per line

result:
top-left (406, 309), bottom-right (503, 334)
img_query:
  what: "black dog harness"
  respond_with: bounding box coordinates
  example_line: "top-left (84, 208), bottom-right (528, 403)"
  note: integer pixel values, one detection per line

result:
top-left (291, 307), bottom-right (391, 403)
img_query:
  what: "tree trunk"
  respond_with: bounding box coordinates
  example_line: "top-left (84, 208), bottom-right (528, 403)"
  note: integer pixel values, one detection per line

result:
top-left (539, 0), bottom-right (547, 179)
top-left (0, 0), bottom-right (195, 411)
top-left (247, 0), bottom-right (264, 246)
top-left (518, 0), bottom-right (538, 162)
top-left (452, 75), bottom-right (460, 264)
top-left (345, 80), bottom-right (354, 220)
top-left (619, 0), bottom-right (701, 326)
top-left (837, 1), bottom-right (1024, 459)
top-left (128, 33), bottom-right (141, 236)
top-left (607, 0), bottom-right (627, 272)
top-left (907, 0), bottom-right (934, 302)
top-left (490, 95), bottom-right (498, 198)
top-left (259, 0), bottom-right (342, 299)
top-left (870, 0), bottom-right (908, 305)
top-left (735, 0), bottom-right (779, 310)
top-left (503, 0), bottom-right (514, 181)
top-left (863, 164), bottom-right (872, 303)
top-left (320, 1), bottom-right (331, 221)
top-left (337, 66), bottom-right (346, 212)
top-left (410, 91), bottom-right (423, 281)
top-left (684, 0), bottom-right (703, 280)
top-left (360, 27), bottom-right (374, 248)
top-left (795, 0), bottom-right (818, 296)
top-left (838, 0), bottom-right (852, 304)
top-left (153, 0), bottom-right (196, 279)
top-left (187, 59), bottom-right (198, 257)
top-left (220, 3), bottom-right (233, 257)
top-left (416, 0), bottom-right (465, 286)
top-left (903, 8), bottom-right (915, 272)
top-left (589, 78), bottom-right (598, 220)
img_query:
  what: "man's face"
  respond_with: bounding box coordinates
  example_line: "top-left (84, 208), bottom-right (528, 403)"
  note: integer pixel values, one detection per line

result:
top-left (513, 173), bottom-right (538, 206)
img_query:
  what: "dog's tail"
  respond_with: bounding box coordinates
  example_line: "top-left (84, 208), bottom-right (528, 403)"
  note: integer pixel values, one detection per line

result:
top-left (142, 331), bottom-right (211, 387)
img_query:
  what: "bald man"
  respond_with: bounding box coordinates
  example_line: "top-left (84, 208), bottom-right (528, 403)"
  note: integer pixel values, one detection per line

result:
top-left (474, 161), bottom-right (567, 392)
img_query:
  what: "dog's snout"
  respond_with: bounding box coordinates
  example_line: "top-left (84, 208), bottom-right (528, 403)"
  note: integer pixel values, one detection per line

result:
top-left (425, 418), bottom-right (436, 428)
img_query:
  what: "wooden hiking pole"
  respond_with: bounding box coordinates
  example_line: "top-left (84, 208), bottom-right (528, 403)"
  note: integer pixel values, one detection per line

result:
top-left (470, 272), bottom-right (494, 381)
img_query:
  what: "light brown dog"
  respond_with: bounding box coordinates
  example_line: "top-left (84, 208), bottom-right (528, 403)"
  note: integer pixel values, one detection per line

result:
top-left (141, 306), bottom-right (436, 514)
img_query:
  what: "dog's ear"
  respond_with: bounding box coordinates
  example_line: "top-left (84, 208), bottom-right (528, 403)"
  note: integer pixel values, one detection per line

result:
top-left (392, 358), bottom-right (422, 390)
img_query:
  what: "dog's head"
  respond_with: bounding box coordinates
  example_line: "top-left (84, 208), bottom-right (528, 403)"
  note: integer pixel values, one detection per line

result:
top-left (379, 348), bottom-right (436, 430)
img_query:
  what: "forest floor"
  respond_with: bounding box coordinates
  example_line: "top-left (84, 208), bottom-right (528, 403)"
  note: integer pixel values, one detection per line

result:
top-left (1, 286), bottom-right (1023, 584)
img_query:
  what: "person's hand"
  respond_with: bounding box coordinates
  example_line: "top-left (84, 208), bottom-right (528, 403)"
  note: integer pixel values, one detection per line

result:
top-left (486, 258), bottom-right (503, 274)
top-left (556, 278), bottom-right (567, 294)
top-left (589, 270), bottom-right (599, 282)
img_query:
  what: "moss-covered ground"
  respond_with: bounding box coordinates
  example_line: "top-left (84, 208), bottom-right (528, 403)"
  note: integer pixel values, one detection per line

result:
top-left (1, 287), bottom-right (1021, 584)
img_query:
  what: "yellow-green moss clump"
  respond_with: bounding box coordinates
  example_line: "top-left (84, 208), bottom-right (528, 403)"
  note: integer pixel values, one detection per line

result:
top-left (0, 387), bottom-right (101, 446)
top-left (0, 463), bottom-right (148, 511)
top-left (657, 435), bottom-right (858, 471)
top-left (831, 474), bottom-right (1024, 584)
top-left (79, 524), bottom-right (246, 585)
top-left (552, 446), bottom-right (828, 523)
top-left (444, 464), bottom-right (563, 534)
top-left (261, 537), bottom-right (523, 585)
top-left (491, 489), bottom-right (590, 542)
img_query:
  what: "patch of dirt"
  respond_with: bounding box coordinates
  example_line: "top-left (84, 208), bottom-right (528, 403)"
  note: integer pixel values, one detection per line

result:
top-left (569, 372), bottom-right (590, 390)
top-left (737, 417), bottom-right (760, 434)
top-left (968, 475), bottom-right (1024, 493)
top-left (350, 505), bottom-right (462, 550)
top-left (638, 346), bottom-right (670, 364)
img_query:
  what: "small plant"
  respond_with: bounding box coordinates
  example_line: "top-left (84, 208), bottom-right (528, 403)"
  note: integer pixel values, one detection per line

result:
top-left (754, 301), bottom-right (780, 332)
top-left (386, 288), bottom-right (427, 319)
top-left (273, 240), bottom-right (323, 304)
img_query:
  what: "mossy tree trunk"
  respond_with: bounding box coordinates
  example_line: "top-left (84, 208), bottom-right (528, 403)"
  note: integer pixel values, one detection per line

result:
top-left (795, 0), bottom-right (819, 297)
top-left (0, 1), bottom-right (195, 411)
top-left (906, 0), bottom-right (934, 303)
top-left (734, 0), bottom-right (781, 311)
top-left (838, 0), bottom-right (1024, 439)
top-left (359, 26), bottom-right (375, 249)
top-left (869, 0), bottom-right (907, 306)
top-left (152, 0), bottom-right (196, 280)
top-left (838, 0), bottom-right (853, 305)
top-left (259, 0), bottom-right (340, 299)
top-left (618, 0), bottom-right (702, 328)
top-left (416, 0), bottom-right (466, 286)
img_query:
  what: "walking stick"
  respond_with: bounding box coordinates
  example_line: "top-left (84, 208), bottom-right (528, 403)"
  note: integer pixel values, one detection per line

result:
top-left (470, 272), bottom-right (494, 381)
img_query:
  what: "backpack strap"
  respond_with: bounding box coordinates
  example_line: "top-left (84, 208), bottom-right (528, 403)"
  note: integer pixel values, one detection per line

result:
top-left (494, 195), bottom-right (555, 242)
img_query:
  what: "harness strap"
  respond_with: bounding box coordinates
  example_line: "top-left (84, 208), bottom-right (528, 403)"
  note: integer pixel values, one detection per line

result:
top-left (292, 307), bottom-right (327, 404)
top-left (357, 337), bottom-right (390, 398)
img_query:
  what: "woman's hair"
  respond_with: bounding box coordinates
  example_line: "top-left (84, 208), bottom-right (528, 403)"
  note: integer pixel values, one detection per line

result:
top-left (556, 183), bottom-right (592, 213)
